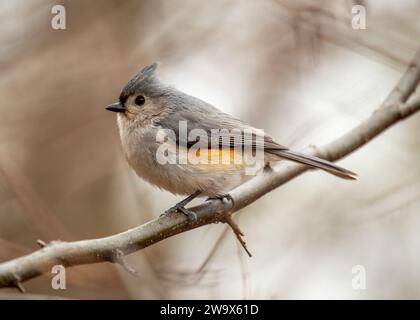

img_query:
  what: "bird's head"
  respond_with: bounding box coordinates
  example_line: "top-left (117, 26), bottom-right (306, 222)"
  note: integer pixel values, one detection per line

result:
top-left (106, 62), bottom-right (168, 124)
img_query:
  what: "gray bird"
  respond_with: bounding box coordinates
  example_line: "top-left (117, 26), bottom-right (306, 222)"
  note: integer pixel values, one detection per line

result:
top-left (106, 63), bottom-right (356, 220)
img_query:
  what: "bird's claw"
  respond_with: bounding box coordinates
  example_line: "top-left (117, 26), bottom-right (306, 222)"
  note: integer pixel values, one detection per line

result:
top-left (161, 204), bottom-right (197, 222)
top-left (207, 194), bottom-right (234, 207)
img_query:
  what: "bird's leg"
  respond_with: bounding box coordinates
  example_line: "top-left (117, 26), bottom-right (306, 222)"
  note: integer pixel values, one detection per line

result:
top-left (206, 194), bottom-right (235, 208)
top-left (162, 190), bottom-right (202, 221)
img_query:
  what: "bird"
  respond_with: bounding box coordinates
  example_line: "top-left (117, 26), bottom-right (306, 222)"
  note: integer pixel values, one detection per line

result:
top-left (106, 63), bottom-right (356, 220)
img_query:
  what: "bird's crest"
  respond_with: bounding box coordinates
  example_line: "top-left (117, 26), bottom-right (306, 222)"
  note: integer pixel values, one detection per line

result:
top-left (121, 62), bottom-right (160, 97)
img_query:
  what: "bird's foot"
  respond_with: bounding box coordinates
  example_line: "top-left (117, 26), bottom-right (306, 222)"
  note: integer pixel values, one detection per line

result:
top-left (207, 194), bottom-right (234, 207)
top-left (160, 191), bottom-right (201, 222)
top-left (161, 204), bottom-right (197, 222)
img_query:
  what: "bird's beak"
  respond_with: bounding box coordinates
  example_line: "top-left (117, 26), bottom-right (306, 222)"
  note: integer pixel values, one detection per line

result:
top-left (106, 102), bottom-right (125, 113)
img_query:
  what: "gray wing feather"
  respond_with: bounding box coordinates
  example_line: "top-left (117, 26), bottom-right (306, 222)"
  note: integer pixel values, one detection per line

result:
top-left (155, 92), bottom-right (285, 150)
top-left (155, 91), bottom-right (356, 180)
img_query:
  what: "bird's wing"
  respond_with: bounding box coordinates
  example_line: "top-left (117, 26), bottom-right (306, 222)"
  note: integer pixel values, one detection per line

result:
top-left (155, 97), bottom-right (356, 180)
top-left (155, 98), bottom-right (285, 151)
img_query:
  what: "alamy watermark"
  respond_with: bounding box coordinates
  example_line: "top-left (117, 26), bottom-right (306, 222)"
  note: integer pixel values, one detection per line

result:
top-left (352, 264), bottom-right (366, 290)
top-left (51, 5), bottom-right (66, 30)
top-left (352, 5), bottom-right (366, 30)
top-left (155, 121), bottom-right (265, 176)
top-left (51, 264), bottom-right (66, 290)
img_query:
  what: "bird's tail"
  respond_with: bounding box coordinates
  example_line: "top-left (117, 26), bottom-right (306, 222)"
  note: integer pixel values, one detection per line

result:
top-left (270, 149), bottom-right (357, 180)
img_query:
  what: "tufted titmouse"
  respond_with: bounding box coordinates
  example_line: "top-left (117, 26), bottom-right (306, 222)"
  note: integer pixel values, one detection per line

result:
top-left (106, 63), bottom-right (356, 220)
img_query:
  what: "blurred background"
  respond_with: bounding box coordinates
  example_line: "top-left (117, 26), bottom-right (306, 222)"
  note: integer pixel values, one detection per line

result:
top-left (0, 0), bottom-right (419, 299)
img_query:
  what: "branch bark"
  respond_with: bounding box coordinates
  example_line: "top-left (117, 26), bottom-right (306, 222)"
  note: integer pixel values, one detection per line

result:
top-left (1, 49), bottom-right (420, 291)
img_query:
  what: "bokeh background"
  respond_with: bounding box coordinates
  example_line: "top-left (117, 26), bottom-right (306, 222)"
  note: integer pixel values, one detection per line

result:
top-left (0, 0), bottom-right (419, 299)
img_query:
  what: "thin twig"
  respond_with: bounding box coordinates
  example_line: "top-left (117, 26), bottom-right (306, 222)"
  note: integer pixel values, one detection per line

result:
top-left (36, 240), bottom-right (47, 248)
top-left (223, 215), bottom-right (252, 258)
top-left (111, 249), bottom-right (139, 277)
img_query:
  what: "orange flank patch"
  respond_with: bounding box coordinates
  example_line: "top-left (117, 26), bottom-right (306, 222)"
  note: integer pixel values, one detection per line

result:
top-left (187, 148), bottom-right (245, 171)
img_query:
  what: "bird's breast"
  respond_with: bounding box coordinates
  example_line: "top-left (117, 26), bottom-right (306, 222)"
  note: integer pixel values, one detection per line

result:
top-left (116, 120), bottom-right (261, 196)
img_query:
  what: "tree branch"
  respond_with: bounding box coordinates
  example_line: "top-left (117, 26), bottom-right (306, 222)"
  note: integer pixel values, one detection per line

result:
top-left (1, 49), bottom-right (419, 290)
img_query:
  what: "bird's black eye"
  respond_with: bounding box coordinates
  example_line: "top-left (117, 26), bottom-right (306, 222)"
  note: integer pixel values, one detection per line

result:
top-left (134, 95), bottom-right (145, 106)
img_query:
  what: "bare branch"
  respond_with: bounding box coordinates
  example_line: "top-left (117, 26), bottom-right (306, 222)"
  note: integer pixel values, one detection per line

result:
top-left (0, 48), bottom-right (419, 290)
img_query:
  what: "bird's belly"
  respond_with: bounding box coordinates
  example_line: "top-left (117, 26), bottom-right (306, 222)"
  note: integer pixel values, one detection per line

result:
top-left (131, 156), bottom-right (250, 196)
top-left (127, 146), bottom-right (254, 196)
top-left (120, 126), bottom-right (262, 196)
top-left (171, 165), bottom-right (250, 196)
